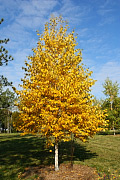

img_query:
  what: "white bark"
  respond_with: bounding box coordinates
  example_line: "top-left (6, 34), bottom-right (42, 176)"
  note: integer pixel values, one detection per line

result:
top-left (7, 113), bottom-right (9, 134)
top-left (113, 128), bottom-right (115, 136)
top-left (55, 142), bottom-right (59, 171)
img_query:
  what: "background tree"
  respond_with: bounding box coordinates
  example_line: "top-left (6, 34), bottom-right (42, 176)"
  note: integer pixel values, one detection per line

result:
top-left (102, 77), bottom-right (120, 134)
top-left (0, 18), bottom-right (15, 133)
top-left (14, 16), bottom-right (107, 171)
top-left (103, 77), bottom-right (119, 110)
top-left (102, 97), bottom-right (120, 131)
top-left (0, 88), bottom-right (15, 133)
top-left (0, 18), bottom-right (13, 89)
top-left (12, 111), bottom-right (20, 132)
top-left (0, 75), bottom-right (14, 133)
top-left (93, 97), bottom-right (104, 106)
top-left (114, 97), bottom-right (120, 129)
top-left (0, 75), bottom-right (12, 90)
top-left (0, 18), bottom-right (14, 66)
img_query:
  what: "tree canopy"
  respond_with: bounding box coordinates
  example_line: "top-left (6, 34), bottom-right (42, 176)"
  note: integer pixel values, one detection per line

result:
top-left (14, 16), bottom-right (107, 170)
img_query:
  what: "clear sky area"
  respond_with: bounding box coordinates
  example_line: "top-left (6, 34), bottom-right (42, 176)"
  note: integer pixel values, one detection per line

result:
top-left (0, 0), bottom-right (120, 99)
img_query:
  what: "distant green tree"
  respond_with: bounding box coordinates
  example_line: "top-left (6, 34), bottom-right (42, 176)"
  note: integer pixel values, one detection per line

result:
top-left (0, 75), bottom-right (12, 90)
top-left (0, 76), bottom-right (13, 133)
top-left (0, 18), bottom-right (15, 133)
top-left (0, 88), bottom-right (15, 133)
top-left (102, 78), bottom-right (120, 134)
top-left (0, 18), bottom-right (14, 66)
top-left (103, 77), bottom-right (119, 110)
top-left (93, 97), bottom-right (104, 106)
top-left (112, 97), bottom-right (120, 129)
top-left (102, 98), bottom-right (120, 130)
top-left (0, 18), bottom-right (13, 90)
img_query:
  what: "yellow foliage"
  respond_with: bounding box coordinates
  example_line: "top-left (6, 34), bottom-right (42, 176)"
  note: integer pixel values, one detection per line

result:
top-left (14, 16), bottom-right (107, 144)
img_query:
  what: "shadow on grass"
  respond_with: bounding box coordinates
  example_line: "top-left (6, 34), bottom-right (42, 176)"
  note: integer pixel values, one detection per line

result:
top-left (0, 134), bottom-right (20, 140)
top-left (0, 135), bottom-right (53, 180)
top-left (59, 141), bottom-right (97, 164)
top-left (0, 135), bottom-right (97, 180)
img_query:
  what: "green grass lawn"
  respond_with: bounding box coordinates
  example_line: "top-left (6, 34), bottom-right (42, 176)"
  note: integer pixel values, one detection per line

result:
top-left (75, 135), bottom-right (120, 179)
top-left (0, 133), bottom-right (120, 180)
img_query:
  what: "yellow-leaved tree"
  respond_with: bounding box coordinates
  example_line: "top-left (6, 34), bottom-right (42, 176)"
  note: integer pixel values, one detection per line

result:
top-left (14, 16), bottom-right (107, 171)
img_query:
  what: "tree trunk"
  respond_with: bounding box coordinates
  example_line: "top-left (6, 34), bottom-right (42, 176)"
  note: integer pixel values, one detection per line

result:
top-left (113, 121), bottom-right (115, 135)
top-left (110, 101), bottom-right (113, 111)
top-left (9, 113), bottom-right (12, 133)
top-left (7, 111), bottom-right (9, 133)
top-left (70, 133), bottom-right (74, 168)
top-left (110, 101), bottom-right (115, 135)
top-left (55, 142), bottom-right (59, 171)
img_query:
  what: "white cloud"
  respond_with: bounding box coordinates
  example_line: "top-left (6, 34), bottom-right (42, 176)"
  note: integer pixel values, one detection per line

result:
top-left (98, 9), bottom-right (114, 16)
top-left (99, 0), bottom-right (116, 9)
top-left (15, 0), bottom-right (58, 28)
top-left (52, 0), bottom-right (91, 27)
top-left (97, 0), bottom-right (118, 26)
top-left (98, 16), bottom-right (114, 26)
top-left (96, 61), bottom-right (120, 81)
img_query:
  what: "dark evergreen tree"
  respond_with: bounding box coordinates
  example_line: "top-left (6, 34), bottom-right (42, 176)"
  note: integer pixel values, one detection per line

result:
top-left (0, 18), bottom-right (14, 66)
top-left (0, 18), bottom-right (14, 132)
top-left (0, 88), bottom-right (15, 133)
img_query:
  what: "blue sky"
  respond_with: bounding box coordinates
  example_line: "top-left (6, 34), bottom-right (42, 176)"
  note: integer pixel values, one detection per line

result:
top-left (0, 0), bottom-right (120, 99)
